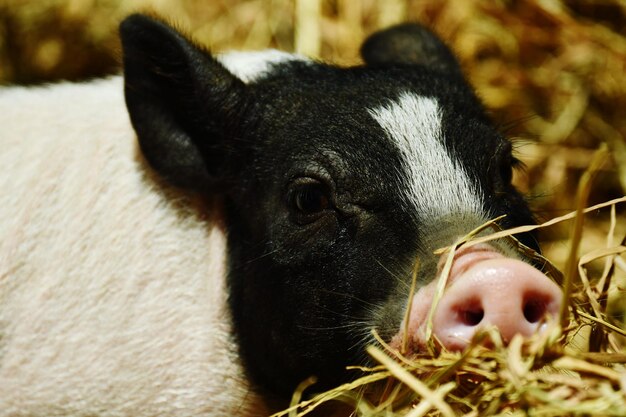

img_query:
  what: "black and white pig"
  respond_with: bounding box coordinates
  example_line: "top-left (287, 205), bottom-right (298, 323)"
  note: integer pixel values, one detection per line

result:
top-left (0, 14), bottom-right (562, 416)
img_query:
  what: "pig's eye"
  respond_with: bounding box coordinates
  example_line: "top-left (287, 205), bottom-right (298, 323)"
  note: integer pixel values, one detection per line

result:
top-left (288, 179), bottom-right (331, 217)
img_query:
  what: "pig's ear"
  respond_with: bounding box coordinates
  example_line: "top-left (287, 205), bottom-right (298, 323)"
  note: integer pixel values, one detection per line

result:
top-left (120, 14), bottom-right (247, 191)
top-left (360, 23), bottom-right (461, 74)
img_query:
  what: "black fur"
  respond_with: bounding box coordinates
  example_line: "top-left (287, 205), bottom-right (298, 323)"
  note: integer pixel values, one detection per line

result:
top-left (120, 14), bottom-right (249, 190)
top-left (120, 15), bottom-right (538, 398)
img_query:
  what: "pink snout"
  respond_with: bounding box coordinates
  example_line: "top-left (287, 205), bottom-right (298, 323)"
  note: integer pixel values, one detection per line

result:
top-left (392, 245), bottom-right (562, 353)
top-left (432, 256), bottom-right (562, 351)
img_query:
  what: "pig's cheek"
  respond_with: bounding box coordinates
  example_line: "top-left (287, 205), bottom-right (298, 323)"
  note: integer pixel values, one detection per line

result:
top-left (389, 282), bottom-right (438, 351)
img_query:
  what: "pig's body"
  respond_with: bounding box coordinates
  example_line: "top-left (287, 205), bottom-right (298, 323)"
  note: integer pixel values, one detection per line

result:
top-left (0, 77), bottom-right (266, 416)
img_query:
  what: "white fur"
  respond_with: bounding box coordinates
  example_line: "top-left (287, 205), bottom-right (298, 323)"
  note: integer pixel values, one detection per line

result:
top-left (368, 92), bottom-right (484, 223)
top-left (217, 49), bottom-right (308, 83)
top-left (0, 77), bottom-right (267, 416)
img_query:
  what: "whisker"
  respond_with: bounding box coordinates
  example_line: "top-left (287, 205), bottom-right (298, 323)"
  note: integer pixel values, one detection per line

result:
top-left (244, 248), bottom-right (279, 264)
top-left (318, 288), bottom-right (381, 309)
top-left (314, 304), bottom-right (365, 321)
top-left (297, 321), bottom-right (371, 332)
top-left (374, 257), bottom-right (411, 291)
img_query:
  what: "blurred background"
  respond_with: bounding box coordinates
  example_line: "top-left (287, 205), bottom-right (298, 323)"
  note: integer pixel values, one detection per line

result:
top-left (0, 0), bottom-right (625, 272)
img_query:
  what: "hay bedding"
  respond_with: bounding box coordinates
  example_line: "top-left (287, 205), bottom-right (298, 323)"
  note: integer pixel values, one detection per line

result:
top-left (1, 0), bottom-right (624, 415)
top-left (274, 182), bottom-right (626, 416)
top-left (271, 148), bottom-right (626, 416)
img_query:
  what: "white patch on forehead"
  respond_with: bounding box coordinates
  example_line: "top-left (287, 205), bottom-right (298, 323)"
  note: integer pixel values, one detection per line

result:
top-left (217, 49), bottom-right (309, 83)
top-left (369, 92), bottom-right (484, 222)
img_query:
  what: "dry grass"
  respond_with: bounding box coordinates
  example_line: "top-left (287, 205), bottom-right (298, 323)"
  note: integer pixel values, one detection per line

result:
top-left (1, 0), bottom-right (624, 415)
top-left (275, 188), bottom-right (626, 416)
top-left (271, 145), bottom-right (626, 416)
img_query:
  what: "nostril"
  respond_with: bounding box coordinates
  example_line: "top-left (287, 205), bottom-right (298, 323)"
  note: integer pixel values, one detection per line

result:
top-left (523, 295), bottom-right (548, 323)
top-left (462, 309), bottom-right (484, 326)
top-left (456, 300), bottom-right (484, 326)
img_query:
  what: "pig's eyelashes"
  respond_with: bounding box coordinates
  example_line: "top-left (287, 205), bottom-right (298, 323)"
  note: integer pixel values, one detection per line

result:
top-left (498, 154), bottom-right (519, 185)
top-left (500, 163), bottom-right (513, 184)
top-left (287, 178), bottom-right (334, 222)
top-left (294, 186), bottom-right (329, 213)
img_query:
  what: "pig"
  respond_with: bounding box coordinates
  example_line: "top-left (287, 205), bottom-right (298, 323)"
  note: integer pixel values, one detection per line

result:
top-left (0, 14), bottom-right (562, 416)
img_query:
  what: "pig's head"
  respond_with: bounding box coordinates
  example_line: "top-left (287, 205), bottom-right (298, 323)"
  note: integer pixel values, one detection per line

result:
top-left (120, 15), bottom-right (560, 398)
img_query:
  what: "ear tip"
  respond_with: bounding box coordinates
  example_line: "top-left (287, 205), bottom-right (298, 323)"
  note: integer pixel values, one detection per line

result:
top-left (120, 13), bottom-right (153, 33)
top-left (361, 23), bottom-right (439, 49)
top-left (119, 13), bottom-right (172, 42)
top-left (361, 22), bottom-right (439, 60)
top-left (361, 22), bottom-right (460, 72)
